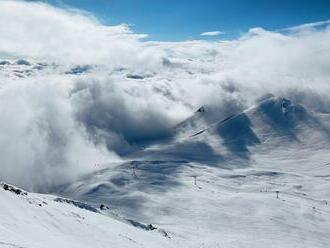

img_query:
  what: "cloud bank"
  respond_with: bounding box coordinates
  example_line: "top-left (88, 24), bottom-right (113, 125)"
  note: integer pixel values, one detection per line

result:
top-left (0, 0), bottom-right (330, 191)
top-left (0, 0), bottom-right (157, 67)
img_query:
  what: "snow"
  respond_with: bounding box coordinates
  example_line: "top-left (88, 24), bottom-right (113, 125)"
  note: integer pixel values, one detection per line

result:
top-left (0, 183), bottom-right (173, 248)
top-left (1, 60), bottom-right (330, 247)
top-left (74, 161), bottom-right (329, 247)
top-left (1, 32), bottom-right (330, 247)
top-left (56, 156), bottom-right (330, 247)
top-left (56, 97), bottom-right (330, 247)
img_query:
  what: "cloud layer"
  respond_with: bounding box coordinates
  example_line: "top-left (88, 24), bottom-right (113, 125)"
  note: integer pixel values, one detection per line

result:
top-left (0, 0), bottom-right (156, 67)
top-left (0, 0), bottom-right (330, 191)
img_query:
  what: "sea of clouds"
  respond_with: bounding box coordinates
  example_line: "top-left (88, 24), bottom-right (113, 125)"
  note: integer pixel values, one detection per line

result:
top-left (0, 0), bottom-right (330, 191)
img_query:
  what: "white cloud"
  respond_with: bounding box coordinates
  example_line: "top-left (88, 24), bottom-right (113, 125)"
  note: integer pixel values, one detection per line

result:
top-left (0, 0), bottom-right (154, 67)
top-left (200, 31), bottom-right (224, 36)
top-left (1, 1), bottom-right (330, 190)
top-left (279, 19), bottom-right (330, 33)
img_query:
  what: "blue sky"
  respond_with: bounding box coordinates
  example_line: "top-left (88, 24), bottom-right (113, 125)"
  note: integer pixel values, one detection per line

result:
top-left (35, 0), bottom-right (330, 40)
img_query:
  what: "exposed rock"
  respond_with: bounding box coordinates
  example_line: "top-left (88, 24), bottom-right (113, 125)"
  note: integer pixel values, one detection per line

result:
top-left (1, 183), bottom-right (27, 195)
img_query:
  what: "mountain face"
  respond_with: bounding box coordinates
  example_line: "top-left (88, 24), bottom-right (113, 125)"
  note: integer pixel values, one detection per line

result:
top-left (128, 96), bottom-right (330, 164)
top-left (1, 55), bottom-right (330, 248)
top-left (1, 57), bottom-right (330, 247)
top-left (54, 96), bottom-right (330, 248)
top-left (0, 182), bottom-right (173, 248)
top-left (2, 1), bottom-right (330, 246)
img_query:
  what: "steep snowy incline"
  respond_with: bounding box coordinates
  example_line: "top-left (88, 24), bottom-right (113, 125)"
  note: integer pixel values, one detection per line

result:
top-left (56, 96), bottom-right (330, 247)
top-left (138, 97), bottom-right (330, 164)
top-left (0, 183), bottom-right (174, 248)
top-left (58, 155), bottom-right (330, 247)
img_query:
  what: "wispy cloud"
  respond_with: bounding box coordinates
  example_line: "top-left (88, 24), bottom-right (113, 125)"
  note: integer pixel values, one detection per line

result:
top-left (279, 19), bottom-right (330, 32)
top-left (200, 31), bottom-right (224, 36)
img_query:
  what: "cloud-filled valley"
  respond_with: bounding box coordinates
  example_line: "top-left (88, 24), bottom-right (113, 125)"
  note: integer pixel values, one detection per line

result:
top-left (0, 0), bottom-right (330, 192)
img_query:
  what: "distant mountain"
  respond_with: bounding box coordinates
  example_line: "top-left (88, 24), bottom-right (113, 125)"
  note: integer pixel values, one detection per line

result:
top-left (130, 96), bottom-right (330, 164)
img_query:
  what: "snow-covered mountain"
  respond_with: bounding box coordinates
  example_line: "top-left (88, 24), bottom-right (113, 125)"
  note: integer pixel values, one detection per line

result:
top-left (1, 51), bottom-right (330, 247)
top-left (0, 182), bottom-right (173, 248)
top-left (129, 96), bottom-right (330, 163)
top-left (1, 2), bottom-right (330, 245)
top-left (53, 96), bottom-right (330, 248)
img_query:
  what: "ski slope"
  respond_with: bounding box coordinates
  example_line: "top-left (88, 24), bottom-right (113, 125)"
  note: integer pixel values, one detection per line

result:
top-left (0, 183), bottom-right (173, 248)
top-left (1, 59), bottom-right (330, 247)
top-left (57, 97), bottom-right (330, 248)
top-left (1, 28), bottom-right (330, 247)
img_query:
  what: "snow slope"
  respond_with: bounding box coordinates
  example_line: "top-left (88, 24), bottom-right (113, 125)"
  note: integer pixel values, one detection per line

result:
top-left (132, 96), bottom-right (330, 163)
top-left (57, 97), bottom-right (330, 247)
top-left (1, 4), bottom-right (330, 246)
top-left (1, 61), bottom-right (330, 247)
top-left (1, 61), bottom-right (330, 246)
top-left (0, 183), bottom-right (173, 248)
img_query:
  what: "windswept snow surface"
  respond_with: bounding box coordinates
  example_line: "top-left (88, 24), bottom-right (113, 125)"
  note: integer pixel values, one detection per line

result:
top-left (1, 2), bottom-right (330, 247)
top-left (1, 59), bottom-right (330, 248)
top-left (59, 97), bottom-right (330, 248)
top-left (1, 57), bottom-right (330, 248)
top-left (0, 183), bottom-right (173, 248)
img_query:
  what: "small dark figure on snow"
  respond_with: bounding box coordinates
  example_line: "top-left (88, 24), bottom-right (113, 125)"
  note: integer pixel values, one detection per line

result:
top-left (281, 98), bottom-right (291, 114)
top-left (3, 184), bottom-right (9, 191)
top-left (100, 204), bottom-right (109, 210)
top-left (197, 106), bottom-right (205, 113)
top-left (147, 224), bottom-right (157, 231)
top-left (276, 190), bottom-right (280, 199)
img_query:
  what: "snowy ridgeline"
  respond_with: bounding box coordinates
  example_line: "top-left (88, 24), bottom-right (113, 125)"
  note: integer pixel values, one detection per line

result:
top-left (0, 182), bottom-right (172, 248)
top-left (1, 1), bottom-right (330, 246)
top-left (56, 97), bottom-right (330, 247)
top-left (1, 59), bottom-right (330, 247)
top-left (1, 93), bottom-right (330, 247)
